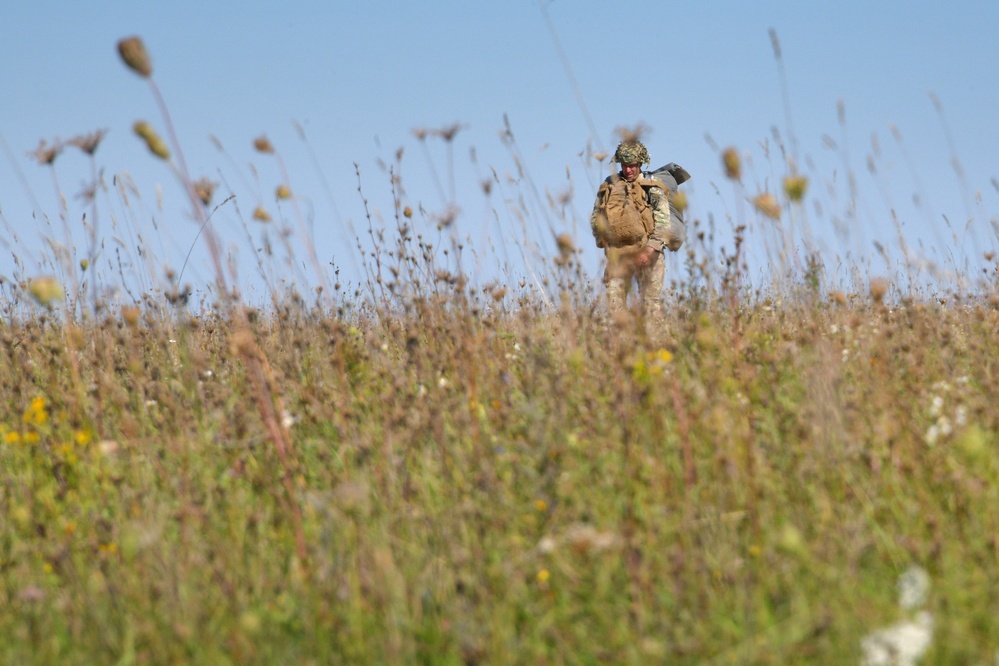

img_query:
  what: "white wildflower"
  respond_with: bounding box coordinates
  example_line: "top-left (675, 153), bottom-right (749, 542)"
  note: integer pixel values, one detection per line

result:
top-left (955, 405), bottom-right (968, 427)
top-left (830, 324), bottom-right (840, 334)
top-left (860, 566), bottom-right (933, 666)
top-left (564, 524), bottom-right (622, 554)
top-left (281, 410), bottom-right (298, 429)
top-left (98, 440), bottom-right (120, 457)
top-left (860, 610), bottom-right (933, 666)
top-left (929, 395), bottom-right (944, 418)
top-left (438, 376), bottom-right (449, 389)
top-left (416, 384), bottom-right (427, 398)
top-left (380, 342), bottom-right (389, 352)
top-left (925, 425), bottom-right (940, 446)
top-left (898, 566), bottom-right (930, 611)
top-left (937, 416), bottom-right (952, 437)
top-left (931, 380), bottom-right (951, 393)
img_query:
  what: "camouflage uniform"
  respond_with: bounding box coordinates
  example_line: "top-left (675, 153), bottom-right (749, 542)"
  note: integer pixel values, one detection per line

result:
top-left (590, 140), bottom-right (672, 319)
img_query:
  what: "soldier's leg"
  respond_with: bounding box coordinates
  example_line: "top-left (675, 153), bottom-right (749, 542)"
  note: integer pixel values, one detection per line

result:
top-left (605, 277), bottom-right (629, 313)
top-left (603, 248), bottom-right (635, 314)
top-left (637, 251), bottom-right (666, 322)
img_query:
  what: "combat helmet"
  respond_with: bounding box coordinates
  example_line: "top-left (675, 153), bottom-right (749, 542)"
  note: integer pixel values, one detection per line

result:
top-left (612, 140), bottom-right (650, 166)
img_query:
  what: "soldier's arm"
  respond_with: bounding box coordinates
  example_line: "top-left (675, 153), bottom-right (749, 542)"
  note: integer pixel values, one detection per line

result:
top-left (645, 180), bottom-right (672, 253)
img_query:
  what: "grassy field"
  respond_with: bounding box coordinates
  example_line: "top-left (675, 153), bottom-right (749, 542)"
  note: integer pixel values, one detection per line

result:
top-left (2, 35), bottom-right (999, 665)
top-left (2, 282), bottom-right (998, 664)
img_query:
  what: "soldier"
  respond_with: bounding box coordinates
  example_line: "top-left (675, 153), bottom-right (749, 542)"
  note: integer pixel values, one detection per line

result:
top-left (590, 140), bottom-right (681, 319)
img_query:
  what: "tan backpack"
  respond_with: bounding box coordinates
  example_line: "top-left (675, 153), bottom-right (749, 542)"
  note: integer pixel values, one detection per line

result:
top-left (591, 175), bottom-right (656, 248)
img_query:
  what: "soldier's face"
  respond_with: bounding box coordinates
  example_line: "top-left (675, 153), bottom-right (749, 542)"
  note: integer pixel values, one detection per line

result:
top-left (621, 162), bottom-right (640, 181)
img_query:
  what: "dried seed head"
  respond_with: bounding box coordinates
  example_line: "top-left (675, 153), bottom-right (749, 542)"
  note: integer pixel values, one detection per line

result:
top-left (68, 129), bottom-right (108, 155)
top-left (29, 139), bottom-right (61, 165)
top-left (121, 306), bottom-right (141, 328)
top-left (253, 136), bottom-right (274, 153)
top-left (28, 276), bottom-right (64, 306)
top-left (229, 329), bottom-right (258, 357)
top-left (783, 174), bottom-right (808, 202)
top-left (671, 190), bottom-right (688, 213)
top-left (117, 36), bottom-right (152, 77)
top-left (403, 205), bottom-right (413, 218)
top-left (193, 178), bottom-right (216, 206)
top-left (753, 193), bottom-right (781, 220)
top-left (555, 233), bottom-right (576, 257)
top-left (722, 147), bottom-right (741, 180)
top-left (133, 121), bottom-right (169, 159)
top-left (614, 123), bottom-right (649, 144)
top-left (870, 277), bottom-right (889, 304)
top-left (253, 206), bottom-right (272, 222)
top-left (436, 122), bottom-right (464, 142)
top-left (147, 137), bottom-right (170, 160)
top-left (829, 290), bottom-right (847, 306)
top-left (133, 121), bottom-right (153, 140)
top-left (275, 184), bottom-right (292, 200)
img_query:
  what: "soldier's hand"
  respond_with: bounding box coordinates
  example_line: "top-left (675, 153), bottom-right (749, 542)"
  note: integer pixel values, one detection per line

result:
top-left (633, 245), bottom-right (656, 267)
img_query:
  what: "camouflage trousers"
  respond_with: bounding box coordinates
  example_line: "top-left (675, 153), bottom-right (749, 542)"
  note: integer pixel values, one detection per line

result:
top-left (603, 247), bottom-right (665, 321)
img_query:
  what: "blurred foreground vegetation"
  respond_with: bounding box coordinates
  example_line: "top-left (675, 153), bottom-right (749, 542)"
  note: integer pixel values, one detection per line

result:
top-left (1, 283), bottom-right (998, 664)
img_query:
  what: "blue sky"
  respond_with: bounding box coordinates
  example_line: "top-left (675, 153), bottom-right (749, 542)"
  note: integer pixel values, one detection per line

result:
top-left (2, 1), bottom-right (998, 305)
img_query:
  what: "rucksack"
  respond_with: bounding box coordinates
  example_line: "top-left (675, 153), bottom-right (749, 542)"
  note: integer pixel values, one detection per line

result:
top-left (592, 174), bottom-right (655, 248)
top-left (648, 162), bottom-right (690, 251)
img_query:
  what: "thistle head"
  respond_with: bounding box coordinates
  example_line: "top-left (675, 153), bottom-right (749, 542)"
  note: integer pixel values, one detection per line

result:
top-left (117, 36), bottom-right (152, 78)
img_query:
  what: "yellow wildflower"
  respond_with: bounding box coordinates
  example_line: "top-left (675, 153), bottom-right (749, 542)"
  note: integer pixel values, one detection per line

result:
top-left (22, 397), bottom-right (48, 426)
